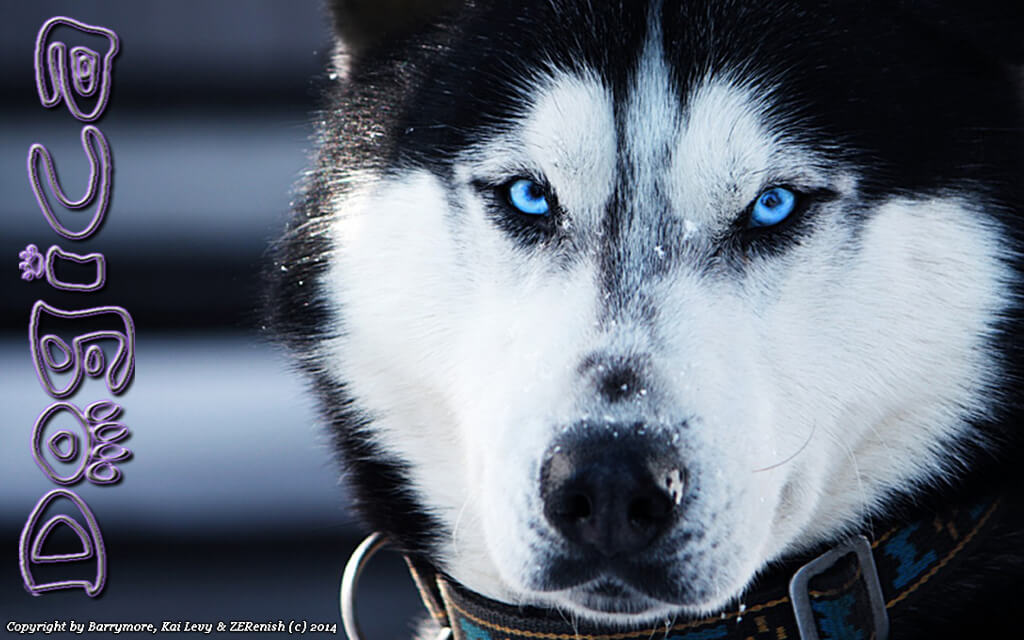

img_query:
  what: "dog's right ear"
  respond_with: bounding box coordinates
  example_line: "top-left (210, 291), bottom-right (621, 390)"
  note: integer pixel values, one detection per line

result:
top-left (327, 0), bottom-right (462, 54)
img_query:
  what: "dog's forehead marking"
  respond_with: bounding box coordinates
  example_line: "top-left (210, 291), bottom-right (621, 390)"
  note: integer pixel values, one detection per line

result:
top-left (513, 36), bottom-right (785, 241)
top-left (468, 18), bottom-right (803, 243)
top-left (621, 13), bottom-right (680, 213)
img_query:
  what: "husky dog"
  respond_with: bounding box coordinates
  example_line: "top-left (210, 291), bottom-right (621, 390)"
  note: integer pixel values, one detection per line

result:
top-left (269, 1), bottom-right (1024, 637)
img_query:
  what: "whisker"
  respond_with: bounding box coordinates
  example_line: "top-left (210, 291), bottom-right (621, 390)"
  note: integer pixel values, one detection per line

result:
top-left (752, 422), bottom-right (816, 473)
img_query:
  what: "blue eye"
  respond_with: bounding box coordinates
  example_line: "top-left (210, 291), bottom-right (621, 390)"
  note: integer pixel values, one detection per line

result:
top-left (749, 187), bottom-right (797, 228)
top-left (507, 178), bottom-right (551, 216)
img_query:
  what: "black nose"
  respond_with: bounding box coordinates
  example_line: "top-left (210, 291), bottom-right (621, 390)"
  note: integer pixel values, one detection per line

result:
top-left (540, 428), bottom-right (684, 558)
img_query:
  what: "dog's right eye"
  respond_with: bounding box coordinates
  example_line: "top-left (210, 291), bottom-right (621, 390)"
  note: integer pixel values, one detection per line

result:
top-left (505, 178), bottom-right (551, 216)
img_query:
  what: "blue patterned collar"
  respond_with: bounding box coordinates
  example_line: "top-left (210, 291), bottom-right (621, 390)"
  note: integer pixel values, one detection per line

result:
top-left (400, 495), bottom-right (1001, 640)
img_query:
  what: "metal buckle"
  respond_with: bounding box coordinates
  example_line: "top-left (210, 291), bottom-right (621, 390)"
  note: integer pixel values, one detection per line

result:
top-left (788, 535), bottom-right (889, 640)
top-left (340, 533), bottom-right (452, 640)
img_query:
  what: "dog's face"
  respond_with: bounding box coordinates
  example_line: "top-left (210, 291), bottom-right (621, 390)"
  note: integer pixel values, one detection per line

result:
top-left (272, 0), bottom-right (1023, 623)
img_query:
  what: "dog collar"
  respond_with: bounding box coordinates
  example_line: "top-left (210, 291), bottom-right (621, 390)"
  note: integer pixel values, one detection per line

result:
top-left (341, 495), bottom-right (1000, 640)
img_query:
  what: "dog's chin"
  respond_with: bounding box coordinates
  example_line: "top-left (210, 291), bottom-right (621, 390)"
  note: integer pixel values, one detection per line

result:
top-left (567, 579), bottom-right (668, 616)
top-left (523, 552), bottom-right (731, 622)
top-left (546, 579), bottom-right (697, 625)
top-left (517, 557), bottom-right (747, 626)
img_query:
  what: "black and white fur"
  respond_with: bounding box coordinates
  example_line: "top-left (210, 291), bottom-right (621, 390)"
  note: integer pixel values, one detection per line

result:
top-left (269, 0), bottom-right (1024, 635)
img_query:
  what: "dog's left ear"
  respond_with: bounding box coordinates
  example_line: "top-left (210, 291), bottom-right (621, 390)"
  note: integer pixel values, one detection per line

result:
top-left (897, 1), bottom-right (1024, 64)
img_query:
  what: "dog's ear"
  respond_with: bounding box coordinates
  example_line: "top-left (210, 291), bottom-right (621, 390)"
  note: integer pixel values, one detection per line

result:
top-left (327, 0), bottom-right (462, 53)
top-left (897, 1), bottom-right (1024, 64)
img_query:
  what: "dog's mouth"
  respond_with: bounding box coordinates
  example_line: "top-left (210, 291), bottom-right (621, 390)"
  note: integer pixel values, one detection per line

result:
top-left (567, 578), bottom-right (667, 615)
top-left (532, 550), bottom-right (706, 616)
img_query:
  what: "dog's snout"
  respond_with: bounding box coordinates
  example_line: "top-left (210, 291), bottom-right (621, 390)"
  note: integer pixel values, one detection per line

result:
top-left (541, 429), bottom-right (684, 558)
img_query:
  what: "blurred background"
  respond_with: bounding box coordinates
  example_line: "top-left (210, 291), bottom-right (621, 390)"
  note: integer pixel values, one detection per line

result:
top-left (1, 2), bottom-right (422, 636)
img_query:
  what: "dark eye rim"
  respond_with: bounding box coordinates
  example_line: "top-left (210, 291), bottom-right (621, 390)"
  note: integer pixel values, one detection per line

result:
top-left (472, 176), bottom-right (563, 242)
top-left (472, 175), bottom-right (557, 203)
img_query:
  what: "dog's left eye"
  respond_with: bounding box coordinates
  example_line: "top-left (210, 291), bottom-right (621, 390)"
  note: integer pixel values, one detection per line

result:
top-left (748, 187), bottom-right (797, 228)
top-left (506, 178), bottom-right (551, 216)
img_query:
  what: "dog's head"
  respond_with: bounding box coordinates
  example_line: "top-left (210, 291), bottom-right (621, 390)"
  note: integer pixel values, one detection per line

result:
top-left (270, 0), bottom-right (1024, 622)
